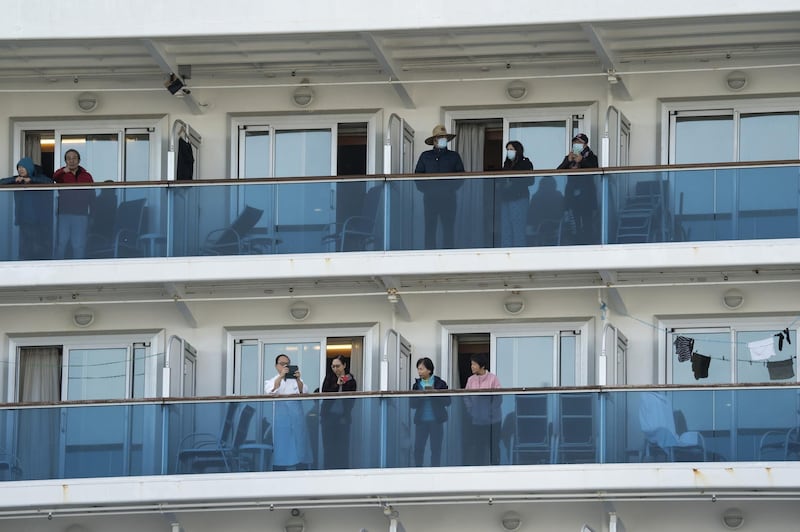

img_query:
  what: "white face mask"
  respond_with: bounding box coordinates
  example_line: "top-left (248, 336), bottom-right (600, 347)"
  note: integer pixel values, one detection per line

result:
top-left (436, 137), bottom-right (448, 149)
top-left (506, 149), bottom-right (516, 160)
top-left (572, 143), bottom-right (585, 155)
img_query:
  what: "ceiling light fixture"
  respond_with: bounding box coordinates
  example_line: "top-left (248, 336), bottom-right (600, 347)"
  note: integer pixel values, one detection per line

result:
top-left (76, 92), bottom-right (99, 113)
top-left (501, 511), bottom-right (522, 531)
top-left (505, 79), bottom-right (528, 101)
top-left (289, 301), bottom-right (311, 321)
top-left (503, 292), bottom-right (526, 315)
top-left (284, 509), bottom-right (305, 532)
top-left (722, 289), bottom-right (744, 310)
top-left (72, 307), bottom-right (95, 328)
top-left (292, 78), bottom-right (315, 107)
top-left (722, 508), bottom-right (744, 529)
top-left (725, 70), bottom-right (748, 91)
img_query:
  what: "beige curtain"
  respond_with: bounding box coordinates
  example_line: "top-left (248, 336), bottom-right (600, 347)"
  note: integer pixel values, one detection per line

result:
top-left (454, 122), bottom-right (490, 247)
top-left (18, 346), bottom-right (62, 480)
top-left (23, 134), bottom-right (42, 166)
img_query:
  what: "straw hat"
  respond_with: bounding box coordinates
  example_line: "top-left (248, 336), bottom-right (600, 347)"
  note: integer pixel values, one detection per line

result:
top-left (425, 124), bottom-right (457, 145)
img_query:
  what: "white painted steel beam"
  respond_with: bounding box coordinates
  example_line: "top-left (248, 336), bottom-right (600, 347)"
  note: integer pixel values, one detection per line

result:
top-left (580, 24), bottom-right (632, 101)
top-left (141, 39), bottom-right (205, 115)
top-left (360, 32), bottom-right (415, 109)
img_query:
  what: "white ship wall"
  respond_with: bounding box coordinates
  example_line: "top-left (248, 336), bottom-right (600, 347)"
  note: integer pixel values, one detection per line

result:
top-left (2, 66), bottom-right (800, 176)
top-left (0, 280), bottom-right (797, 398)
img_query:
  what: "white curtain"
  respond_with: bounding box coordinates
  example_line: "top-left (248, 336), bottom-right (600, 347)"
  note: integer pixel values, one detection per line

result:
top-left (454, 123), bottom-right (490, 247)
top-left (18, 346), bottom-right (62, 480)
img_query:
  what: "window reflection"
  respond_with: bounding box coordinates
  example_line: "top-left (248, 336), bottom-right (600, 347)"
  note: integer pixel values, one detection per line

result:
top-left (674, 115), bottom-right (733, 164)
top-left (61, 133), bottom-right (119, 181)
top-left (739, 112), bottom-right (800, 161)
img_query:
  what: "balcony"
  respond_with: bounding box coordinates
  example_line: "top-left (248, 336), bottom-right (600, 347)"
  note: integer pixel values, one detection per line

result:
top-left (0, 161), bottom-right (798, 261)
top-left (1, 385), bottom-right (798, 482)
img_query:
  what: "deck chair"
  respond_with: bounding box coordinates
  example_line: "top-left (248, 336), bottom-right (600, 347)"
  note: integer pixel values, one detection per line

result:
top-left (639, 392), bottom-right (706, 462)
top-left (321, 185), bottom-right (382, 251)
top-left (511, 395), bottom-right (554, 464)
top-left (239, 417), bottom-right (275, 471)
top-left (202, 205), bottom-right (267, 255)
top-left (0, 448), bottom-right (22, 480)
top-left (615, 180), bottom-right (665, 243)
top-left (176, 402), bottom-right (238, 473)
top-left (758, 413), bottom-right (800, 460)
top-left (86, 198), bottom-right (147, 258)
top-left (555, 393), bottom-right (596, 463)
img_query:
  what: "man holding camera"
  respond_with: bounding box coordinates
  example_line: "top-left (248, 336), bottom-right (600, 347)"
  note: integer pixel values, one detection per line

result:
top-left (265, 354), bottom-right (311, 469)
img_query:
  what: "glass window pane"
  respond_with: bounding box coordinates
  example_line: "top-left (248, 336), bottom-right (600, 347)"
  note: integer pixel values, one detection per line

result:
top-left (263, 342), bottom-right (322, 395)
top-left (132, 344), bottom-right (146, 399)
top-left (67, 347), bottom-right (128, 400)
top-left (238, 343), bottom-right (260, 395)
top-left (560, 335), bottom-right (577, 387)
top-left (737, 330), bottom-right (796, 383)
top-left (496, 336), bottom-right (554, 388)
top-left (671, 331), bottom-right (730, 384)
top-left (739, 112), bottom-right (800, 161)
top-left (62, 133), bottom-right (119, 181)
top-left (243, 130), bottom-right (271, 178)
top-left (274, 129), bottom-right (331, 177)
top-left (674, 115), bottom-right (733, 164)
top-left (509, 121), bottom-right (566, 170)
top-left (124, 133), bottom-right (150, 181)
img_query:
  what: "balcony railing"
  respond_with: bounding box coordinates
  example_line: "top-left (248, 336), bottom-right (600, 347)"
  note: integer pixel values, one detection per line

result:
top-left (0, 161), bottom-right (798, 261)
top-left (0, 385), bottom-right (798, 481)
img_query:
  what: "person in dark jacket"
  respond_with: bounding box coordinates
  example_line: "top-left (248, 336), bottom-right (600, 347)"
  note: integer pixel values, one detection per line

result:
top-left (1, 157), bottom-right (54, 260)
top-left (414, 125), bottom-right (465, 249)
top-left (53, 149), bottom-right (94, 258)
top-left (498, 140), bottom-right (535, 247)
top-left (557, 133), bottom-right (598, 244)
top-left (319, 355), bottom-right (357, 469)
top-left (411, 356), bottom-right (450, 467)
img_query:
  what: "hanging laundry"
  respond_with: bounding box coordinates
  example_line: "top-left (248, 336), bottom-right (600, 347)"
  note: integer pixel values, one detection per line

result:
top-left (674, 336), bottom-right (694, 363)
top-left (691, 353), bottom-right (711, 380)
top-left (748, 337), bottom-right (776, 361)
top-left (774, 328), bottom-right (792, 351)
top-left (767, 359), bottom-right (795, 380)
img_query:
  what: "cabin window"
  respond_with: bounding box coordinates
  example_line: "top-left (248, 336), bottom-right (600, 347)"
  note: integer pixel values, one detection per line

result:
top-left (444, 105), bottom-right (595, 172)
top-left (663, 99), bottom-right (800, 164)
top-left (9, 334), bottom-right (161, 403)
top-left (661, 317), bottom-right (798, 385)
top-left (228, 325), bottom-right (378, 395)
top-left (232, 113), bottom-right (378, 178)
top-left (13, 118), bottom-right (166, 181)
top-left (444, 321), bottom-right (590, 389)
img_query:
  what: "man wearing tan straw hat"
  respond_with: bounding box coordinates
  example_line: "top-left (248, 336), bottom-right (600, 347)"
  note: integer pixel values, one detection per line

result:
top-left (414, 124), bottom-right (465, 248)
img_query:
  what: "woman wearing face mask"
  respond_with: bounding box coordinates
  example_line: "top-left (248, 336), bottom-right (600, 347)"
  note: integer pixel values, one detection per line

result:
top-left (319, 355), bottom-right (357, 469)
top-left (498, 140), bottom-right (534, 247)
top-left (557, 133), bottom-right (598, 244)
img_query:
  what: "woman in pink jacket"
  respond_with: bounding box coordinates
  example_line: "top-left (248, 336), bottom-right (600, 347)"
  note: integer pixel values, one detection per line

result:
top-left (463, 353), bottom-right (502, 465)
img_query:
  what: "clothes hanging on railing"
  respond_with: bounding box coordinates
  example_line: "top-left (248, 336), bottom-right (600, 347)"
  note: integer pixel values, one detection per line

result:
top-left (674, 336), bottom-right (694, 362)
top-left (747, 337), bottom-right (776, 361)
top-left (691, 353), bottom-right (711, 380)
top-left (767, 359), bottom-right (795, 380)
top-left (177, 137), bottom-right (194, 181)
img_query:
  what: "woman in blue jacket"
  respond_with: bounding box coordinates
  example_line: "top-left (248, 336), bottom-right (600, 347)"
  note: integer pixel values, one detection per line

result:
top-left (411, 357), bottom-right (450, 466)
top-left (1, 157), bottom-right (54, 260)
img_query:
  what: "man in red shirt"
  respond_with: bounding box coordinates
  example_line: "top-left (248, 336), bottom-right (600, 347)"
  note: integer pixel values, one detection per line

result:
top-left (53, 149), bottom-right (94, 258)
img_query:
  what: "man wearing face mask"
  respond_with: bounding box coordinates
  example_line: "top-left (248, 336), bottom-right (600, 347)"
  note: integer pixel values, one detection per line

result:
top-left (558, 133), bottom-right (598, 244)
top-left (414, 125), bottom-right (465, 249)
